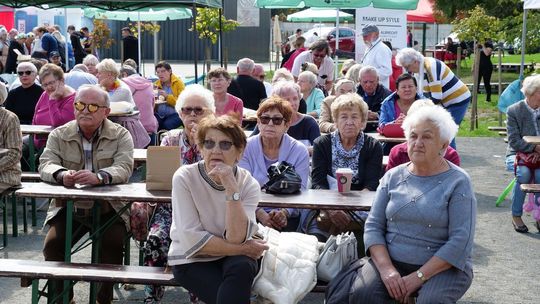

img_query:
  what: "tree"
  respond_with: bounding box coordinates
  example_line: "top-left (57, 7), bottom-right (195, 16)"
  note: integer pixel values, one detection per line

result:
top-left (91, 19), bottom-right (115, 57)
top-left (452, 5), bottom-right (502, 43)
top-left (435, 0), bottom-right (522, 19)
top-left (191, 8), bottom-right (239, 71)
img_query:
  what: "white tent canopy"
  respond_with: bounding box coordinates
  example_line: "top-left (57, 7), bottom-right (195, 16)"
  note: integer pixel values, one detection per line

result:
top-left (524, 0), bottom-right (540, 9)
top-left (286, 8), bottom-right (353, 22)
top-left (521, 0), bottom-right (540, 77)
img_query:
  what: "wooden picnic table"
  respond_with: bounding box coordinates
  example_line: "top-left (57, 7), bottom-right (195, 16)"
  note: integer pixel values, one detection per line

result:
top-left (20, 125), bottom-right (55, 172)
top-left (523, 136), bottom-right (540, 145)
top-left (366, 132), bottom-right (407, 143)
top-left (260, 189), bottom-right (375, 211)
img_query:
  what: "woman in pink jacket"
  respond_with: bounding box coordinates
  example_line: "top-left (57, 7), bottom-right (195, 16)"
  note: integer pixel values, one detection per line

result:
top-left (32, 63), bottom-right (76, 148)
top-left (120, 65), bottom-right (158, 143)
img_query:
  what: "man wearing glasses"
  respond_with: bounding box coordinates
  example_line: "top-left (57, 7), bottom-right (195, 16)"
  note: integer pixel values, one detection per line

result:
top-left (291, 39), bottom-right (334, 92)
top-left (39, 84), bottom-right (134, 304)
top-left (252, 63), bottom-right (272, 97)
top-left (5, 62), bottom-right (43, 124)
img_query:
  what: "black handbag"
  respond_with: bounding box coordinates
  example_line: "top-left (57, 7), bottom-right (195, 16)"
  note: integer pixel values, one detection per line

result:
top-left (262, 161), bottom-right (302, 194)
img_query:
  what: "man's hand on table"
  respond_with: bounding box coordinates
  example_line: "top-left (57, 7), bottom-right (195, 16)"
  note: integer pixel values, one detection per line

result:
top-left (70, 170), bottom-right (100, 186)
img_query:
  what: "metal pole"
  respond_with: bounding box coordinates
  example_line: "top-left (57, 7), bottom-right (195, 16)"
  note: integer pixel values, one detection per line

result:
top-left (334, 8), bottom-right (339, 81)
top-left (153, 21), bottom-right (158, 66)
top-left (138, 12), bottom-right (143, 76)
top-left (519, 9), bottom-right (528, 79)
top-left (193, 3), bottom-right (198, 83)
top-left (219, 8), bottom-right (223, 67)
top-left (64, 8), bottom-right (69, 70)
top-left (498, 47), bottom-right (503, 126)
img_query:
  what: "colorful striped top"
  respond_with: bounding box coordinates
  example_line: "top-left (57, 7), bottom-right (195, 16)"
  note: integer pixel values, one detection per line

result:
top-left (422, 57), bottom-right (471, 107)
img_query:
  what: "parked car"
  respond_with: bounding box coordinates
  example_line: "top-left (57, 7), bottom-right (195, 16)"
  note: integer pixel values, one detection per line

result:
top-left (303, 26), bottom-right (356, 55)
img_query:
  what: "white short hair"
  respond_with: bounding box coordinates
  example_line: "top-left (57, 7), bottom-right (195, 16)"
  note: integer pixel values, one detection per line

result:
top-left (16, 61), bottom-right (38, 74)
top-left (298, 71), bottom-right (317, 87)
top-left (272, 68), bottom-right (294, 84)
top-left (237, 58), bottom-right (255, 73)
top-left (175, 84), bottom-right (216, 114)
top-left (402, 105), bottom-right (458, 143)
top-left (395, 48), bottom-right (424, 67)
top-left (83, 54), bottom-right (99, 66)
top-left (272, 80), bottom-right (301, 99)
top-left (521, 74), bottom-right (540, 97)
top-left (96, 58), bottom-right (119, 78)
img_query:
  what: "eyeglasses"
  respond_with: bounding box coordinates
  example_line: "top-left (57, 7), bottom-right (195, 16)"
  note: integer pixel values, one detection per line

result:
top-left (202, 139), bottom-right (234, 151)
top-left (320, 75), bottom-right (328, 80)
top-left (74, 101), bottom-right (108, 113)
top-left (41, 79), bottom-right (58, 88)
top-left (17, 71), bottom-right (32, 76)
top-left (259, 116), bottom-right (285, 125)
top-left (181, 107), bottom-right (205, 115)
top-left (312, 52), bottom-right (326, 59)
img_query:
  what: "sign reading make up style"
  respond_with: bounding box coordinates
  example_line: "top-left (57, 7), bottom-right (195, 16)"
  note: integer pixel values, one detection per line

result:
top-left (355, 6), bottom-right (407, 63)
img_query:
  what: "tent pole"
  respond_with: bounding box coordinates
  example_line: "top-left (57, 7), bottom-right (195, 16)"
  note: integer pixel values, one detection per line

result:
top-left (334, 8), bottom-right (339, 81)
top-left (64, 8), bottom-right (69, 70)
top-left (219, 7), bottom-right (223, 67)
top-left (193, 3), bottom-right (199, 83)
top-left (138, 12), bottom-right (143, 76)
top-left (520, 9), bottom-right (528, 79)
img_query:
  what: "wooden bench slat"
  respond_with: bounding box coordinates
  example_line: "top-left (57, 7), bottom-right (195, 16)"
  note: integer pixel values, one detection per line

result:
top-left (488, 126), bottom-right (507, 131)
top-left (0, 259), bottom-right (179, 286)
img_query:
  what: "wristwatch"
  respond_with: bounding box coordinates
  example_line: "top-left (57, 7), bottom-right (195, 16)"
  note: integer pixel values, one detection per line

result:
top-left (96, 172), bottom-right (105, 185)
top-left (416, 270), bottom-right (427, 282)
top-left (226, 192), bottom-right (241, 201)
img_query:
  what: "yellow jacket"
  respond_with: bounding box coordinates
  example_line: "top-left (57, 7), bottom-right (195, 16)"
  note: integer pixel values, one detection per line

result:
top-left (154, 73), bottom-right (185, 107)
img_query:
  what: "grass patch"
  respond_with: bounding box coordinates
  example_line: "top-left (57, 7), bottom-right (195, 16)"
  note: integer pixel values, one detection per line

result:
top-left (458, 93), bottom-right (505, 137)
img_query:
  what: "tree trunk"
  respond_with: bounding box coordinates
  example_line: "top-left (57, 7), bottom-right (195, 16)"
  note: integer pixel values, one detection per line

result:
top-left (205, 44), bottom-right (211, 74)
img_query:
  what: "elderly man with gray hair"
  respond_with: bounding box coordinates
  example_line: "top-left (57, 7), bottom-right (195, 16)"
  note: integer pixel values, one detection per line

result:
top-left (360, 24), bottom-right (392, 90)
top-left (228, 57), bottom-right (267, 110)
top-left (39, 84), bottom-right (134, 304)
top-left (64, 63), bottom-right (98, 90)
top-left (5, 62), bottom-right (43, 124)
top-left (291, 39), bottom-right (335, 91)
top-left (356, 65), bottom-right (392, 131)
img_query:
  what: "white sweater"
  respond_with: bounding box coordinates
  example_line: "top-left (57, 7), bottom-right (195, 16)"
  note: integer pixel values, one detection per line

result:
top-left (168, 161), bottom-right (261, 266)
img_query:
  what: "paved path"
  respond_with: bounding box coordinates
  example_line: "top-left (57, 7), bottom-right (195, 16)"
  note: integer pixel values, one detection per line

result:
top-left (0, 137), bottom-right (538, 303)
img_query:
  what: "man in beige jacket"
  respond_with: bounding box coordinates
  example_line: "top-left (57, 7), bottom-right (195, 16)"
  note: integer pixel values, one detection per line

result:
top-left (0, 81), bottom-right (22, 193)
top-left (39, 84), bottom-right (134, 304)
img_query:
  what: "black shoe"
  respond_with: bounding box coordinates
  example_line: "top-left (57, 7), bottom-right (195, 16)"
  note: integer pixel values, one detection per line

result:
top-left (512, 221), bottom-right (529, 233)
top-left (535, 221), bottom-right (540, 233)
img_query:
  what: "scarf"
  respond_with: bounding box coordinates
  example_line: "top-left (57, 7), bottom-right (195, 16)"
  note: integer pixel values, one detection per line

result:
top-left (331, 131), bottom-right (364, 185)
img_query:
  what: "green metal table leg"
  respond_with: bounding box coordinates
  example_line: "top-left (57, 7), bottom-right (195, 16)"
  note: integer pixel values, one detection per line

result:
top-left (139, 241), bottom-right (144, 266)
top-left (2, 196), bottom-right (7, 248)
top-left (31, 198), bottom-right (37, 227)
top-left (89, 201), bottom-right (102, 304)
top-left (11, 191), bottom-right (17, 237)
top-left (124, 237), bottom-right (130, 265)
top-left (32, 279), bottom-right (39, 304)
top-left (28, 134), bottom-right (36, 172)
top-left (22, 196), bottom-right (28, 234)
top-left (63, 201), bottom-right (73, 304)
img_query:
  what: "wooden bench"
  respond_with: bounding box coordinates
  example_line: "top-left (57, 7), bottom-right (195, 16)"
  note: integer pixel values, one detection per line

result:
top-left (488, 126), bottom-right (507, 132)
top-left (520, 184), bottom-right (540, 193)
top-left (0, 259), bottom-right (179, 303)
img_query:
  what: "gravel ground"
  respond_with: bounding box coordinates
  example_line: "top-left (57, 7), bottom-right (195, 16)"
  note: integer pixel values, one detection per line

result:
top-left (0, 137), bottom-right (538, 303)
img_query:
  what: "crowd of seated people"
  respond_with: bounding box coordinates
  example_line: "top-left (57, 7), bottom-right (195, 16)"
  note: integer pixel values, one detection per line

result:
top-left (0, 29), bottom-right (484, 303)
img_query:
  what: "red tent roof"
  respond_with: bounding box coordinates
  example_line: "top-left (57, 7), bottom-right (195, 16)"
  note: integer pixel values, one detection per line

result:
top-left (407, 0), bottom-right (435, 23)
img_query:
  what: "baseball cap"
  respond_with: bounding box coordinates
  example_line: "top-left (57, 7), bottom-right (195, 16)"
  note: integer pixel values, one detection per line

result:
top-left (362, 24), bottom-right (379, 36)
top-left (49, 51), bottom-right (60, 58)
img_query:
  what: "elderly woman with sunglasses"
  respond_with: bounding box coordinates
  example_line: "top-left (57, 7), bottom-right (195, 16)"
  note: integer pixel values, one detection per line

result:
top-left (169, 115), bottom-right (268, 304)
top-left (208, 67), bottom-right (243, 120)
top-left (141, 84), bottom-right (216, 303)
top-left (32, 63), bottom-right (76, 149)
top-left (5, 62), bottom-right (43, 125)
top-left (96, 58), bottom-right (150, 148)
top-left (239, 96), bottom-right (310, 231)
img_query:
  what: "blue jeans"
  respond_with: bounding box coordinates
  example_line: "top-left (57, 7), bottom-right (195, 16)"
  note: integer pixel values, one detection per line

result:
top-left (445, 98), bottom-right (470, 149)
top-left (505, 154), bottom-right (515, 172)
top-left (512, 165), bottom-right (540, 216)
top-left (154, 103), bottom-right (181, 130)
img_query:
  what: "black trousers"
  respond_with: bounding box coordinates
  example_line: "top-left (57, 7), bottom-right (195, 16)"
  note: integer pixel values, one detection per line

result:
top-left (478, 65), bottom-right (493, 100)
top-left (172, 255), bottom-right (258, 304)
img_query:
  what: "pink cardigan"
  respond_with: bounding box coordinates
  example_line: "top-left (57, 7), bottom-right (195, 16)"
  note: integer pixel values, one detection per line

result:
top-left (32, 91), bottom-right (76, 148)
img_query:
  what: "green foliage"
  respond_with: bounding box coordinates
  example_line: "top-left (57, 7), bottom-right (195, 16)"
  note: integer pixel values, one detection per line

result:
top-left (435, 0), bottom-right (522, 19)
top-left (191, 8), bottom-right (239, 44)
top-left (500, 11), bottom-right (540, 53)
top-left (92, 19), bottom-right (115, 50)
top-left (452, 6), bottom-right (503, 42)
top-left (127, 22), bottom-right (160, 38)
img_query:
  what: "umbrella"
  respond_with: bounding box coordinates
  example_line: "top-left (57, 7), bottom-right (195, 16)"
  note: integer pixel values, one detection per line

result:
top-left (273, 15), bottom-right (282, 70)
top-left (256, 0), bottom-right (419, 10)
top-left (286, 8), bottom-right (353, 22)
top-left (83, 7), bottom-right (193, 74)
top-left (83, 7), bottom-right (193, 22)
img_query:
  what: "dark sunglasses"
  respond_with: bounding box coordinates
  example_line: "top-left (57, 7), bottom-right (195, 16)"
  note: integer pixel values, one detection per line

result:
top-left (202, 139), bottom-right (234, 151)
top-left (320, 75), bottom-right (328, 80)
top-left (181, 107), bottom-right (204, 115)
top-left (259, 116), bottom-right (285, 125)
top-left (17, 71), bottom-right (32, 76)
top-left (74, 101), bottom-right (108, 113)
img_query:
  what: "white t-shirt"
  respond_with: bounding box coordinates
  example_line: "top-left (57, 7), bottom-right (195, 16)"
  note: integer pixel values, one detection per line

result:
top-left (291, 50), bottom-right (335, 86)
